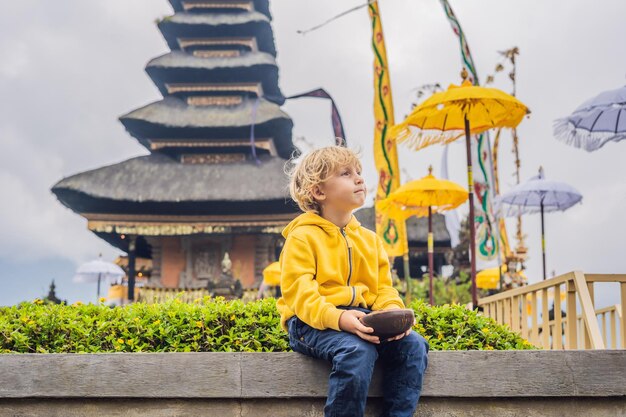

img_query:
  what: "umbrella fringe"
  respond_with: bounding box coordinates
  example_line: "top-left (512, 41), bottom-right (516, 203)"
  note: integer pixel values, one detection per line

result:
top-left (496, 198), bottom-right (583, 217)
top-left (497, 205), bottom-right (543, 217)
top-left (393, 126), bottom-right (464, 151)
top-left (553, 117), bottom-right (626, 152)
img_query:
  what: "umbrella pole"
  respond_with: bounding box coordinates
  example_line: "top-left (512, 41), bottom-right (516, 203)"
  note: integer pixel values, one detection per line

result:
top-left (464, 116), bottom-right (478, 308)
top-left (428, 206), bottom-right (435, 305)
top-left (97, 272), bottom-right (101, 300)
top-left (128, 236), bottom-right (137, 302)
top-left (403, 252), bottom-right (411, 304)
top-left (541, 200), bottom-right (547, 280)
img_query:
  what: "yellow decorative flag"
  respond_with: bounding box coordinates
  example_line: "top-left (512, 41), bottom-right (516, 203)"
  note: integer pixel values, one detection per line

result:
top-left (369, 2), bottom-right (408, 257)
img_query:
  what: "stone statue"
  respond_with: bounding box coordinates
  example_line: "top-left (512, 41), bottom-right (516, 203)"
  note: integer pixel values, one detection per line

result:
top-left (207, 252), bottom-right (243, 299)
top-left (222, 252), bottom-right (232, 275)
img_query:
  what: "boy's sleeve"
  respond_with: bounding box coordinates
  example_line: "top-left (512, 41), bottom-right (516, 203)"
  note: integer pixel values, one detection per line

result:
top-left (371, 235), bottom-right (406, 311)
top-left (280, 235), bottom-right (344, 331)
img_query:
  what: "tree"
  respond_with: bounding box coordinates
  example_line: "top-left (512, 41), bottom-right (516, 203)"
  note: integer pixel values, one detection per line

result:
top-left (405, 272), bottom-right (472, 306)
top-left (450, 215), bottom-right (471, 279)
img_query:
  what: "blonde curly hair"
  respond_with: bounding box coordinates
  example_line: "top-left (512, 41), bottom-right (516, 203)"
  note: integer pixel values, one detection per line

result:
top-left (287, 146), bottom-right (362, 214)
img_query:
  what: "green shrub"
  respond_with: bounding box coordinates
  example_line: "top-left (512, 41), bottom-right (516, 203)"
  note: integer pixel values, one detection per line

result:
top-left (411, 300), bottom-right (534, 350)
top-left (0, 297), bottom-right (534, 353)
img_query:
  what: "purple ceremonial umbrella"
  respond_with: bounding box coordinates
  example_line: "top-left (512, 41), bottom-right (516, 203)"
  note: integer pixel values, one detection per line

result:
top-left (554, 84), bottom-right (626, 151)
top-left (495, 168), bottom-right (582, 280)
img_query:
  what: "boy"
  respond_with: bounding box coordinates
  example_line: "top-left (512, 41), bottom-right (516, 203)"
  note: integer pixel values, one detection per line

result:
top-left (277, 146), bottom-right (429, 417)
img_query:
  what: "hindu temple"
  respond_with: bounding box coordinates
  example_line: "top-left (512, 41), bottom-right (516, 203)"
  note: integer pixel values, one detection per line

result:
top-left (52, 0), bottom-right (299, 297)
top-left (52, 0), bottom-right (453, 299)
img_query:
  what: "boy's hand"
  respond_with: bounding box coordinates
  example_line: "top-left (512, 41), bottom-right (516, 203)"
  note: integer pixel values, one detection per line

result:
top-left (338, 310), bottom-right (380, 344)
top-left (384, 323), bottom-right (414, 342)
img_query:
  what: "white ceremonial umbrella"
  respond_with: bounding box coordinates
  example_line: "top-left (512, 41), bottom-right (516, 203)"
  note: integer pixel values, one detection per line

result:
top-left (554, 84), bottom-right (626, 151)
top-left (73, 255), bottom-right (125, 300)
top-left (495, 167), bottom-right (582, 280)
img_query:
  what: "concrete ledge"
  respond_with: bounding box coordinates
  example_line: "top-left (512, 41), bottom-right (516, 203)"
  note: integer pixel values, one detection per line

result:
top-left (1, 351), bottom-right (625, 398)
top-left (1, 351), bottom-right (625, 416)
top-left (1, 398), bottom-right (626, 417)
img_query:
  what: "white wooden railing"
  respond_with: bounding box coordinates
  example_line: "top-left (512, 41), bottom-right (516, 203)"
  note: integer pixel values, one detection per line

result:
top-left (478, 271), bottom-right (626, 349)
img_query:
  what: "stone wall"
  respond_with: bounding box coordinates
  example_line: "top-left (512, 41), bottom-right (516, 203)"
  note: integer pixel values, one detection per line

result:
top-left (1, 351), bottom-right (624, 416)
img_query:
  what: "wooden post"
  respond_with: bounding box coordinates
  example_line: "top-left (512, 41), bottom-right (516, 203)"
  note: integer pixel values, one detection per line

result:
top-left (554, 285), bottom-right (562, 350)
top-left (542, 288), bottom-right (550, 349)
top-left (601, 313), bottom-right (607, 347)
top-left (511, 295), bottom-right (520, 333)
top-left (566, 277), bottom-right (577, 349)
top-left (531, 292), bottom-right (539, 346)
top-left (610, 309), bottom-right (616, 349)
top-left (521, 295), bottom-right (529, 341)
top-left (504, 298), bottom-right (511, 328)
top-left (582, 281), bottom-right (595, 348)
top-left (128, 236), bottom-right (137, 302)
top-left (573, 271), bottom-right (604, 349)
top-left (619, 282), bottom-right (626, 349)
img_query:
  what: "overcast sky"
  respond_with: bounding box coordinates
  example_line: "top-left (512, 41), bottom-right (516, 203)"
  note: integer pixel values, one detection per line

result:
top-left (1, 0), bottom-right (624, 306)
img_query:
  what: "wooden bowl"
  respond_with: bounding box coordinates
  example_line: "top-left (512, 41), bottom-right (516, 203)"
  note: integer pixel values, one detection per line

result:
top-left (359, 309), bottom-right (415, 340)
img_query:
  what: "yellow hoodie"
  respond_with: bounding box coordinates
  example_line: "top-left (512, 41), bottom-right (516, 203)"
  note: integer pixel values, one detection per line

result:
top-left (276, 212), bottom-right (405, 332)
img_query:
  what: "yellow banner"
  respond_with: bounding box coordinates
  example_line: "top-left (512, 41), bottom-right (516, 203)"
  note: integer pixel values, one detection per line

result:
top-left (369, 2), bottom-right (408, 257)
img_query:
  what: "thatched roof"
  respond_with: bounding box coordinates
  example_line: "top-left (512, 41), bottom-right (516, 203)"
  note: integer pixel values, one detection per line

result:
top-left (145, 51), bottom-right (284, 104)
top-left (354, 206), bottom-right (451, 244)
top-left (147, 50), bottom-right (276, 70)
top-left (168, 0), bottom-right (272, 19)
top-left (52, 153), bottom-right (293, 206)
top-left (158, 12), bottom-right (276, 56)
top-left (121, 96), bottom-right (289, 129)
top-left (119, 97), bottom-right (294, 158)
top-left (166, 10), bottom-right (269, 26)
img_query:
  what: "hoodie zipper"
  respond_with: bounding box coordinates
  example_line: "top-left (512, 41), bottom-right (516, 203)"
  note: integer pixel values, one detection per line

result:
top-left (340, 227), bottom-right (356, 306)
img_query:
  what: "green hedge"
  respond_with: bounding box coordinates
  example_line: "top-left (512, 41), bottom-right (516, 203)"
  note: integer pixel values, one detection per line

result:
top-left (0, 297), bottom-right (534, 353)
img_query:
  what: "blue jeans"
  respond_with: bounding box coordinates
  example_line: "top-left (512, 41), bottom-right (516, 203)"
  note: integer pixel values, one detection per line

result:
top-left (287, 308), bottom-right (429, 417)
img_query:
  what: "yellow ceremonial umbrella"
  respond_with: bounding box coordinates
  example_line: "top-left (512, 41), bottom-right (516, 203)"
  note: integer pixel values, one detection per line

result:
top-left (107, 284), bottom-right (127, 300)
top-left (389, 73), bottom-right (529, 307)
top-left (476, 265), bottom-right (508, 290)
top-left (377, 166), bottom-right (468, 304)
top-left (262, 262), bottom-right (281, 286)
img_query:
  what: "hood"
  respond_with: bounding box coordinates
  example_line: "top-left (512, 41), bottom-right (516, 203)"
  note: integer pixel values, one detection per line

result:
top-left (282, 212), bottom-right (361, 238)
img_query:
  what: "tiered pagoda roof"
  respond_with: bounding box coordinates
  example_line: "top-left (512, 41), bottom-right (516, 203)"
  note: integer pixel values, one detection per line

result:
top-left (167, 0), bottom-right (272, 17)
top-left (54, 153), bottom-right (293, 214)
top-left (145, 51), bottom-right (284, 103)
top-left (158, 12), bottom-right (277, 56)
top-left (52, 0), bottom-right (299, 254)
top-left (119, 96), bottom-right (294, 158)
